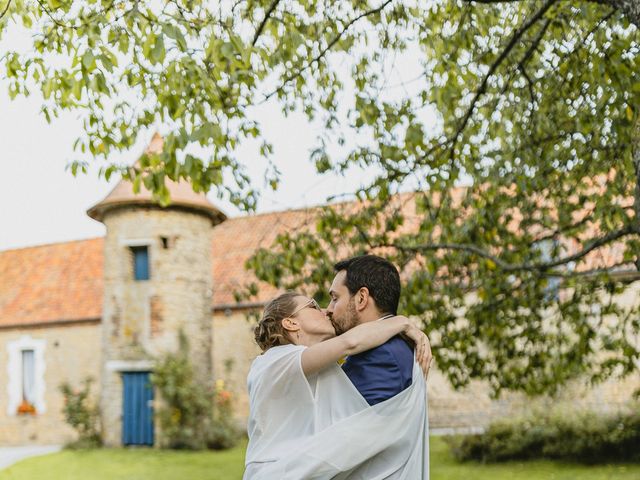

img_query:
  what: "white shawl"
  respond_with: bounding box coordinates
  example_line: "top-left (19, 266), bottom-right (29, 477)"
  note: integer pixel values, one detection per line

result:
top-left (244, 344), bottom-right (429, 479)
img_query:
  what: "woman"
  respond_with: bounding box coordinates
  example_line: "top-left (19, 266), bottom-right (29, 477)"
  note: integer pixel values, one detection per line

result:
top-left (244, 292), bottom-right (431, 479)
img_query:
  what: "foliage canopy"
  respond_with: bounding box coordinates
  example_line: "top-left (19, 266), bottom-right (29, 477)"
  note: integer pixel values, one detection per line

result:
top-left (2, 0), bottom-right (640, 395)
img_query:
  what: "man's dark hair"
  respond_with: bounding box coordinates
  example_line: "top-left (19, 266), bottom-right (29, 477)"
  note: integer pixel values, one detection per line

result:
top-left (334, 254), bottom-right (401, 315)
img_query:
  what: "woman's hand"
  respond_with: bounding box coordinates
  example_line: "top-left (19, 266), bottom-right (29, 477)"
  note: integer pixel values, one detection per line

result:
top-left (403, 322), bottom-right (433, 379)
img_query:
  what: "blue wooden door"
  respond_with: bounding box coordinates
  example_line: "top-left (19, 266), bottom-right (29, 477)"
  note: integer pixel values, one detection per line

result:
top-left (122, 372), bottom-right (154, 446)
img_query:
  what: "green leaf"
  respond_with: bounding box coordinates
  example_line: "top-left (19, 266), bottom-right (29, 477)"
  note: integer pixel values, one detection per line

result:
top-left (162, 24), bottom-right (187, 51)
top-left (151, 35), bottom-right (165, 64)
top-left (82, 51), bottom-right (96, 71)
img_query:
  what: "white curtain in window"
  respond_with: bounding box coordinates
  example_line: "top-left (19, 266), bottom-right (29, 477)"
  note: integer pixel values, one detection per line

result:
top-left (22, 350), bottom-right (36, 404)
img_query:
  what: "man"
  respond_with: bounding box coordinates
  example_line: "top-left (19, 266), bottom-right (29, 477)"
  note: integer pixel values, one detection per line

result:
top-left (327, 254), bottom-right (423, 405)
top-left (245, 254), bottom-right (430, 479)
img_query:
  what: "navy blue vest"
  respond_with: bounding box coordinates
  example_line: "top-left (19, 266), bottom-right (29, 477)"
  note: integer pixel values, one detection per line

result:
top-left (342, 335), bottom-right (414, 406)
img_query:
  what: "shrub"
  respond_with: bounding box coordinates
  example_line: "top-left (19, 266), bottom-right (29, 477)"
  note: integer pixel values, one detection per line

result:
top-left (446, 406), bottom-right (640, 464)
top-left (58, 377), bottom-right (102, 448)
top-left (151, 333), bottom-right (241, 450)
top-left (207, 378), bottom-right (241, 450)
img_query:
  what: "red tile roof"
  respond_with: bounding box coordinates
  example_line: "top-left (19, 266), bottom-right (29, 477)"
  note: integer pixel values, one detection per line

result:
top-left (87, 134), bottom-right (226, 224)
top-left (0, 195), bottom-right (635, 327)
top-left (0, 238), bottom-right (104, 327)
top-left (211, 207), bottom-right (320, 306)
top-left (0, 208), bottom-right (319, 327)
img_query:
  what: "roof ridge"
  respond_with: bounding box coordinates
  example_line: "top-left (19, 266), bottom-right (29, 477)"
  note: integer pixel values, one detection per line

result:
top-left (222, 202), bottom-right (324, 222)
top-left (1, 191), bottom-right (424, 251)
top-left (220, 192), bottom-right (406, 222)
top-left (0, 236), bottom-right (104, 254)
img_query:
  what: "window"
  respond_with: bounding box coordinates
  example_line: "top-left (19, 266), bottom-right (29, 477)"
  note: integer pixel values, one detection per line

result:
top-left (7, 336), bottom-right (45, 416)
top-left (131, 246), bottom-right (150, 280)
top-left (19, 350), bottom-right (36, 414)
top-left (22, 349), bottom-right (35, 403)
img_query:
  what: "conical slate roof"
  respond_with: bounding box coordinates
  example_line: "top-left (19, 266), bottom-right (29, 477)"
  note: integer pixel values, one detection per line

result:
top-left (87, 133), bottom-right (226, 225)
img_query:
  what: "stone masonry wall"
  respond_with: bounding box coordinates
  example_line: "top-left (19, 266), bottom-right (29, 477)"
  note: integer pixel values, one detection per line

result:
top-left (213, 286), bottom-right (640, 432)
top-left (212, 311), bottom-right (261, 419)
top-left (0, 323), bottom-right (101, 446)
top-left (100, 207), bottom-right (213, 446)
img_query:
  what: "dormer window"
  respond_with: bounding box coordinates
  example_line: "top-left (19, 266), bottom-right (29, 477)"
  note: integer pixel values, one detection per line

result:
top-left (131, 246), bottom-right (150, 280)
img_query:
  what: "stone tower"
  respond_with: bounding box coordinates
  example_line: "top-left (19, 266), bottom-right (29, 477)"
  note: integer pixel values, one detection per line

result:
top-left (87, 134), bottom-right (226, 446)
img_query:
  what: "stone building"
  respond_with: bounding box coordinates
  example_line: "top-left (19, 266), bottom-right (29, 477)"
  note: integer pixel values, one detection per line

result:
top-left (86, 135), bottom-right (226, 446)
top-left (0, 135), bottom-right (638, 446)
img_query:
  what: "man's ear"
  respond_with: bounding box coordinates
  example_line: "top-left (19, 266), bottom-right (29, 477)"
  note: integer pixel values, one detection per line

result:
top-left (355, 287), bottom-right (370, 312)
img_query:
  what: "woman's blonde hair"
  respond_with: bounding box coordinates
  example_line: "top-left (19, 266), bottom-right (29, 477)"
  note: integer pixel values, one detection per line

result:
top-left (254, 292), bottom-right (302, 352)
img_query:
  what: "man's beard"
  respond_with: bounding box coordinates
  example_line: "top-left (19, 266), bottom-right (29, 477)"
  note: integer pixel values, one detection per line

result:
top-left (333, 297), bottom-right (359, 335)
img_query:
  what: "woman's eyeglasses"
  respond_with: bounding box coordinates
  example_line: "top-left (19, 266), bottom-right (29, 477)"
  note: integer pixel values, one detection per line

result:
top-left (290, 298), bottom-right (322, 317)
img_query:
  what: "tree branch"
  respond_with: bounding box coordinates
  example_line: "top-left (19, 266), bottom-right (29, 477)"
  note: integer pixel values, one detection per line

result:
top-left (465, 0), bottom-right (638, 28)
top-left (601, 0), bottom-right (640, 27)
top-left (381, 225), bottom-right (638, 273)
top-left (528, 204), bottom-right (635, 245)
top-left (252, 0), bottom-right (282, 46)
top-left (516, 16), bottom-right (551, 103)
top-left (261, 0), bottom-right (394, 103)
top-left (633, 114), bottom-right (640, 231)
top-left (449, 0), bottom-right (557, 157)
top-left (34, 0), bottom-right (117, 30)
top-left (545, 263), bottom-right (640, 280)
top-left (0, 0), bottom-right (11, 21)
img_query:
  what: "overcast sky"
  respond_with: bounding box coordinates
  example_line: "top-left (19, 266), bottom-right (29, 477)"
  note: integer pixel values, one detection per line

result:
top-left (0, 86), bottom-right (371, 251)
top-left (0, 21), bottom-right (429, 252)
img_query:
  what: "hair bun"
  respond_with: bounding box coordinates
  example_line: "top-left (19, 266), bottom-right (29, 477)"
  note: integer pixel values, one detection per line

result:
top-left (254, 292), bottom-right (302, 351)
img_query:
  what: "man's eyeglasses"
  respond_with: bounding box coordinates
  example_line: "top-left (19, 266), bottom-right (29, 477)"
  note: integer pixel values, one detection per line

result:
top-left (290, 298), bottom-right (322, 317)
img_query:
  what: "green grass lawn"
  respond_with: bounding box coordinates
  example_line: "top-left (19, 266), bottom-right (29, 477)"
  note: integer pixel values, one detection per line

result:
top-left (2, 437), bottom-right (639, 480)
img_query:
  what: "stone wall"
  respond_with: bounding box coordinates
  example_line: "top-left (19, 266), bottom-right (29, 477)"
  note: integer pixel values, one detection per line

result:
top-left (212, 311), bottom-right (261, 419)
top-left (212, 287), bottom-right (640, 432)
top-left (211, 310), bottom-right (531, 431)
top-left (0, 323), bottom-right (101, 446)
top-left (99, 207), bottom-right (214, 446)
top-left (1, 276), bottom-right (637, 446)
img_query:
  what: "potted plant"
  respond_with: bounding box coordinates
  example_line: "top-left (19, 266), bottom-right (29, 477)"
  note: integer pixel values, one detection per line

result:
top-left (17, 399), bottom-right (36, 415)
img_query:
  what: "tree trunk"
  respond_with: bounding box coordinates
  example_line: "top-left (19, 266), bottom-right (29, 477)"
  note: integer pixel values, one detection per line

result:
top-left (633, 113), bottom-right (640, 234)
top-left (469, 1), bottom-right (640, 29)
top-left (604, 0), bottom-right (640, 28)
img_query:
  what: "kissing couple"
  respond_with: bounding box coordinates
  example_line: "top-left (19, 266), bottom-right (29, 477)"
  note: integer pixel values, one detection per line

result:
top-left (244, 255), bottom-right (431, 479)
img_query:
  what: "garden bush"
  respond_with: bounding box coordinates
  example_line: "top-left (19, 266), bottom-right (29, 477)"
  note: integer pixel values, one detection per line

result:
top-left (446, 406), bottom-right (640, 464)
top-left (58, 377), bottom-right (102, 448)
top-left (151, 332), bottom-right (241, 450)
